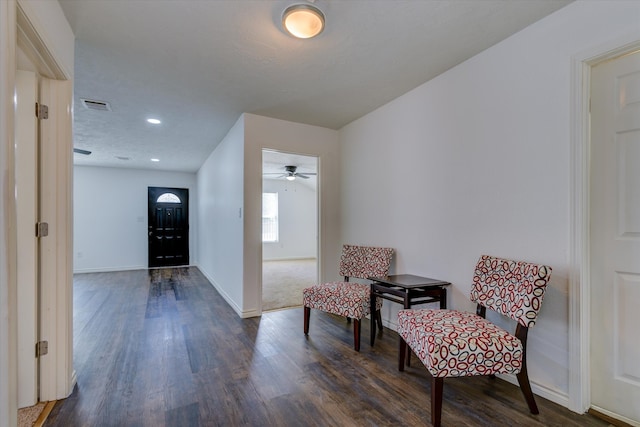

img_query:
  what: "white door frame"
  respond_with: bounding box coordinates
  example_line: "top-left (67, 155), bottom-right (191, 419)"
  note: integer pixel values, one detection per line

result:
top-left (0, 1), bottom-right (19, 425)
top-left (569, 34), bottom-right (640, 414)
top-left (1, 1), bottom-right (74, 425)
top-left (260, 149), bottom-right (320, 314)
top-left (17, 0), bottom-right (75, 403)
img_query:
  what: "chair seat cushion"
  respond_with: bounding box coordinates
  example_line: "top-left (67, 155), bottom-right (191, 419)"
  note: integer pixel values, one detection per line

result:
top-left (397, 309), bottom-right (523, 377)
top-left (303, 282), bottom-right (382, 319)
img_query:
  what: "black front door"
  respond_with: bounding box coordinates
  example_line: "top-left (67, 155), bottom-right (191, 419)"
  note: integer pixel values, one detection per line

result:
top-left (148, 187), bottom-right (189, 267)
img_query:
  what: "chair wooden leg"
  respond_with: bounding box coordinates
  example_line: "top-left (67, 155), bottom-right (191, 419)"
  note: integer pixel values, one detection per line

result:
top-left (353, 319), bottom-right (361, 351)
top-left (304, 306), bottom-right (310, 335)
top-left (398, 338), bottom-right (406, 371)
top-left (431, 376), bottom-right (443, 427)
top-left (516, 364), bottom-right (539, 414)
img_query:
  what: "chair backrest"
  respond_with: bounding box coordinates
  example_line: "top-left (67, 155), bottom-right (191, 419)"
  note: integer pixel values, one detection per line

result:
top-left (338, 244), bottom-right (394, 280)
top-left (470, 255), bottom-right (552, 327)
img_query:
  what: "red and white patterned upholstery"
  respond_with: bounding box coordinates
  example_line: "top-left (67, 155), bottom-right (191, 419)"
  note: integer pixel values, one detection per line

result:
top-left (338, 244), bottom-right (394, 279)
top-left (396, 255), bottom-right (552, 426)
top-left (397, 309), bottom-right (523, 377)
top-left (303, 245), bottom-right (393, 350)
top-left (303, 245), bottom-right (393, 318)
top-left (471, 255), bottom-right (549, 327)
top-left (303, 281), bottom-right (383, 319)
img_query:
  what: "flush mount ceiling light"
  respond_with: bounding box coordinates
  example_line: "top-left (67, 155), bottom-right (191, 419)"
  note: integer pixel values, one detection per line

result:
top-left (282, 4), bottom-right (325, 39)
top-left (147, 118), bottom-right (161, 124)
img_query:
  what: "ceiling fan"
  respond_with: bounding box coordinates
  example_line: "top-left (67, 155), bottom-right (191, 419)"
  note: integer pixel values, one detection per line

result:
top-left (264, 165), bottom-right (317, 181)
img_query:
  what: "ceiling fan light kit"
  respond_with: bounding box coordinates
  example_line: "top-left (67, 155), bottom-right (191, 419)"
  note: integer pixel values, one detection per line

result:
top-left (282, 3), bottom-right (325, 39)
top-left (284, 165), bottom-right (314, 180)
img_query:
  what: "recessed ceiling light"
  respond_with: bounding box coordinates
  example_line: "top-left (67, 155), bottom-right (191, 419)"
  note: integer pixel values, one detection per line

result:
top-left (150, 158), bottom-right (160, 162)
top-left (147, 118), bottom-right (161, 124)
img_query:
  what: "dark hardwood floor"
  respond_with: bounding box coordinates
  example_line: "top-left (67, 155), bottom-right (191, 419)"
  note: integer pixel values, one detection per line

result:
top-left (45, 267), bottom-right (609, 427)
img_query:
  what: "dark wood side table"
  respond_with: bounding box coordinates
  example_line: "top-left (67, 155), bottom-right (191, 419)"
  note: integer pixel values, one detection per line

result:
top-left (369, 274), bottom-right (450, 347)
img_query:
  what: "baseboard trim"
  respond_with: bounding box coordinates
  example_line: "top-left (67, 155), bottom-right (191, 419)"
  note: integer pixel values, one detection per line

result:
top-left (263, 257), bottom-right (317, 262)
top-left (589, 406), bottom-right (639, 427)
top-left (73, 265), bottom-right (147, 274)
top-left (496, 373), bottom-right (569, 408)
top-left (193, 266), bottom-right (258, 318)
top-left (76, 265), bottom-right (258, 318)
top-left (69, 369), bottom-right (77, 395)
top-left (73, 264), bottom-right (198, 274)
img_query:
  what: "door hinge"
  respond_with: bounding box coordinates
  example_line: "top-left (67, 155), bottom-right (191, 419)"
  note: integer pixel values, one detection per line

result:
top-left (36, 222), bottom-right (49, 238)
top-left (36, 340), bottom-right (48, 357)
top-left (35, 102), bottom-right (49, 120)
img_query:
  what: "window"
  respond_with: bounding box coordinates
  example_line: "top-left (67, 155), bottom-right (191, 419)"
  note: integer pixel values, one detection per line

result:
top-left (262, 192), bottom-right (279, 242)
top-left (157, 193), bottom-right (181, 203)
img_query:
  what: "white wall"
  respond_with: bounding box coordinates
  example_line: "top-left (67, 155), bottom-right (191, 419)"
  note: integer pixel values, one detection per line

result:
top-left (196, 115), bottom-right (245, 315)
top-left (244, 113), bottom-right (340, 316)
top-left (338, 0), bottom-right (640, 409)
top-left (74, 166), bottom-right (198, 272)
top-left (197, 114), bottom-right (339, 318)
top-left (262, 178), bottom-right (317, 260)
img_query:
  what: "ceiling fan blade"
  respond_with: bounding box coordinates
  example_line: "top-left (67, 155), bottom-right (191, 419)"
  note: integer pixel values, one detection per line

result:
top-left (73, 148), bottom-right (92, 155)
top-left (264, 166), bottom-right (316, 180)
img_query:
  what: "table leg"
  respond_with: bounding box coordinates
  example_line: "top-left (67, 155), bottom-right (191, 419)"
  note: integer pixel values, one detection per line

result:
top-left (370, 285), bottom-right (376, 346)
top-left (404, 292), bottom-right (411, 367)
top-left (440, 288), bottom-right (447, 309)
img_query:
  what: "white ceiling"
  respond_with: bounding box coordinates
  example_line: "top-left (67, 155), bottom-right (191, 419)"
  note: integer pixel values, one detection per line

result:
top-left (59, 0), bottom-right (572, 173)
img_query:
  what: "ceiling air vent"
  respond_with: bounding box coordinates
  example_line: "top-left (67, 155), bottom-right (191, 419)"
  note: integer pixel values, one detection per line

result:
top-left (81, 98), bottom-right (111, 111)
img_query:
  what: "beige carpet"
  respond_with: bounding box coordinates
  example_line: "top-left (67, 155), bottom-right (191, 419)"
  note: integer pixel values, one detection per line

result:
top-left (262, 258), bottom-right (317, 311)
top-left (18, 401), bottom-right (49, 427)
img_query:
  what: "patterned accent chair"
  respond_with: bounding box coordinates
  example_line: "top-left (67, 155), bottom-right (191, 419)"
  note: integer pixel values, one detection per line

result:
top-left (303, 244), bottom-right (394, 351)
top-left (397, 255), bottom-right (552, 427)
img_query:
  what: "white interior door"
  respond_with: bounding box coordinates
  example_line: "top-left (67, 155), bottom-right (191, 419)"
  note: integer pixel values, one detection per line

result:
top-left (590, 50), bottom-right (640, 425)
top-left (15, 69), bottom-right (39, 408)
